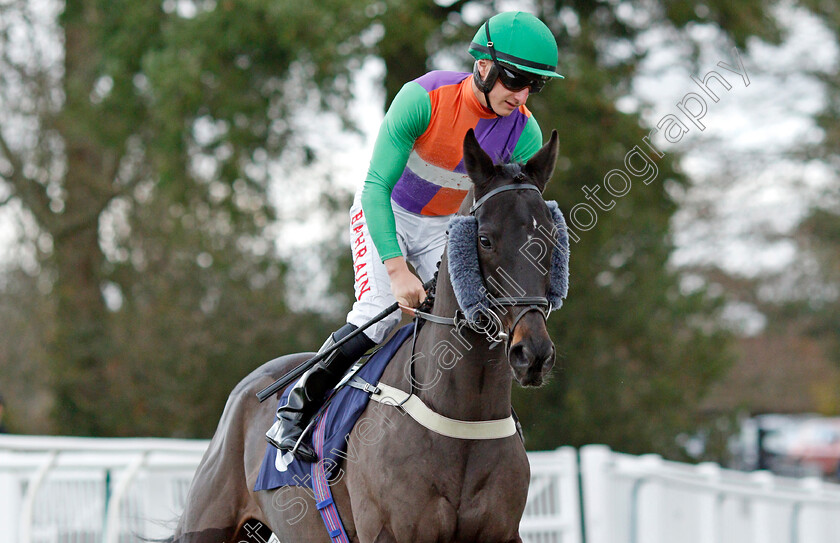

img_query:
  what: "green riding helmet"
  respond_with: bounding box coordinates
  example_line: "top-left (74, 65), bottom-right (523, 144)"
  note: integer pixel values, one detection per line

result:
top-left (469, 11), bottom-right (564, 80)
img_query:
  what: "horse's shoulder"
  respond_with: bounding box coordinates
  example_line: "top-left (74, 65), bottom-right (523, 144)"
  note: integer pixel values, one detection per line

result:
top-left (375, 339), bottom-right (414, 389)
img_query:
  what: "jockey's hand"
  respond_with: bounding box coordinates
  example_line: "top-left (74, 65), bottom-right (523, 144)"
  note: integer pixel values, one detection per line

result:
top-left (384, 256), bottom-right (426, 314)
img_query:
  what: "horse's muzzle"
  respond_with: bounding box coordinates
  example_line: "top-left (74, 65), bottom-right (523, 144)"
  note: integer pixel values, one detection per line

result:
top-left (508, 313), bottom-right (555, 387)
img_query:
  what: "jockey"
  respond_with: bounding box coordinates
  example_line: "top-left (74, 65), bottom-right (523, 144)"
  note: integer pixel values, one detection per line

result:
top-left (266, 11), bottom-right (564, 461)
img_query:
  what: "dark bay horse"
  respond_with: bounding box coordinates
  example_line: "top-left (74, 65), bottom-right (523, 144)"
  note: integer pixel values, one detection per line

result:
top-left (171, 128), bottom-right (565, 543)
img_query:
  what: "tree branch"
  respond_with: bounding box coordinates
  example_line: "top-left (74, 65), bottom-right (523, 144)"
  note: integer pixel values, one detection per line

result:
top-left (53, 207), bottom-right (104, 242)
top-left (0, 129), bottom-right (54, 228)
top-left (54, 154), bottom-right (141, 242)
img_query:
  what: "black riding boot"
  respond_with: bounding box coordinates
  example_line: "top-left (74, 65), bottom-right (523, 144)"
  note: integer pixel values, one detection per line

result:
top-left (265, 323), bottom-right (375, 462)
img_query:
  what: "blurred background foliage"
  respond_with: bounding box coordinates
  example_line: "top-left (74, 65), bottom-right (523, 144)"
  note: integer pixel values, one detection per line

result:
top-left (0, 0), bottom-right (839, 463)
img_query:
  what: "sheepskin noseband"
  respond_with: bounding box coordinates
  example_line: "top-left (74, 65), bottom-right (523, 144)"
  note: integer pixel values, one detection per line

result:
top-left (447, 200), bottom-right (569, 324)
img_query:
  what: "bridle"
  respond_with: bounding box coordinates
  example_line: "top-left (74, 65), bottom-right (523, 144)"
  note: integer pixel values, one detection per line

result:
top-left (408, 183), bottom-right (554, 351)
top-left (469, 183), bottom-right (553, 345)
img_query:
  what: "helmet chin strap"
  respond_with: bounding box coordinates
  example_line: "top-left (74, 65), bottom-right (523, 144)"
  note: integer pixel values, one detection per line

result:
top-left (472, 61), bottom-right (499, 117)
top-left (483, 22), bottom-right (501, 117)
top-left (483, 89), bottom-right (498, 117)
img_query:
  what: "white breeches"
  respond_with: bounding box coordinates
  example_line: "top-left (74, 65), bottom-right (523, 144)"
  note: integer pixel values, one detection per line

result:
top-left (345, 191), bottom-right (449, 344)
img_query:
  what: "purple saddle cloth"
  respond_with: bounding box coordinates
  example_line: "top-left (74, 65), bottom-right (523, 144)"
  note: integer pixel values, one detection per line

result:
top-left (254, 323), bottom-right (415, 491)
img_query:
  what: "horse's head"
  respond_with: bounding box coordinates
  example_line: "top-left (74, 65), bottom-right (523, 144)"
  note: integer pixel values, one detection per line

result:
top-left (450, 128), bottom-right (568, 387)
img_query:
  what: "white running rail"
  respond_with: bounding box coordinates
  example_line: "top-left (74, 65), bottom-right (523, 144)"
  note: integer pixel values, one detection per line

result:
top-left (519, 447), bottom-right (583, 543)
top-left (580, 444), bottom-right (840, 543)
top-left (3, 436), bottom-right (840, 543)
top-left (0, 434), bottom-right (207, 543)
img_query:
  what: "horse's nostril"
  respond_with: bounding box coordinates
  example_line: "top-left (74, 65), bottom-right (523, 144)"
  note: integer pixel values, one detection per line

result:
top-left (539, 343), bottom-right (556, 370)
top-left (508, 343), bottom-right (531, 368)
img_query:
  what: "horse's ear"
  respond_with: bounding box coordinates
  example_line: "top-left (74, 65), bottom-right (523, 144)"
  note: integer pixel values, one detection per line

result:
top-left (524, 130), bottom-right (559, 192)
top-left (463, 128), bottom-right (495, 190)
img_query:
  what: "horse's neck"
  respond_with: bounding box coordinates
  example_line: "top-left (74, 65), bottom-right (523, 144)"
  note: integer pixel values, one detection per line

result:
top-left (410, 259), bottom-right (513, 421)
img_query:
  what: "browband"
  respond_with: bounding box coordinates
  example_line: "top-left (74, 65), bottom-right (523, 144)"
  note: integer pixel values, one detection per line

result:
top-left (470, 184), bottom-right (542, 215)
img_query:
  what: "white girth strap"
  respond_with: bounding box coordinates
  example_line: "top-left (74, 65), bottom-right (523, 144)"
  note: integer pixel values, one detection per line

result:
top-left (368, 382), bottom-right (517, 440)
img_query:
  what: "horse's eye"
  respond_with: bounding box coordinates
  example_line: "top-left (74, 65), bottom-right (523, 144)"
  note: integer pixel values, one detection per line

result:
top-left (478, 235), bottom-right (492, 249)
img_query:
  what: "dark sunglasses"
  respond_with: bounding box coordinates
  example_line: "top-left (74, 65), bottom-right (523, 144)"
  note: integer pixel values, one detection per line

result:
top-left (496, 63), bottom-right (549, 94)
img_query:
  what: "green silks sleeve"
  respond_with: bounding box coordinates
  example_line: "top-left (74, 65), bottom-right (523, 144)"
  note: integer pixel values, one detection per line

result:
top-left (360, 82), bottom-right (432, 262)
top-left (511, 114), bottom-right (543, 163)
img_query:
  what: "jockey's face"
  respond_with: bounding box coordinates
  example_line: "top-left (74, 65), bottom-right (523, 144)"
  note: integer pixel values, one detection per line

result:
top-left (475, 60), bottom-right (532, 117)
